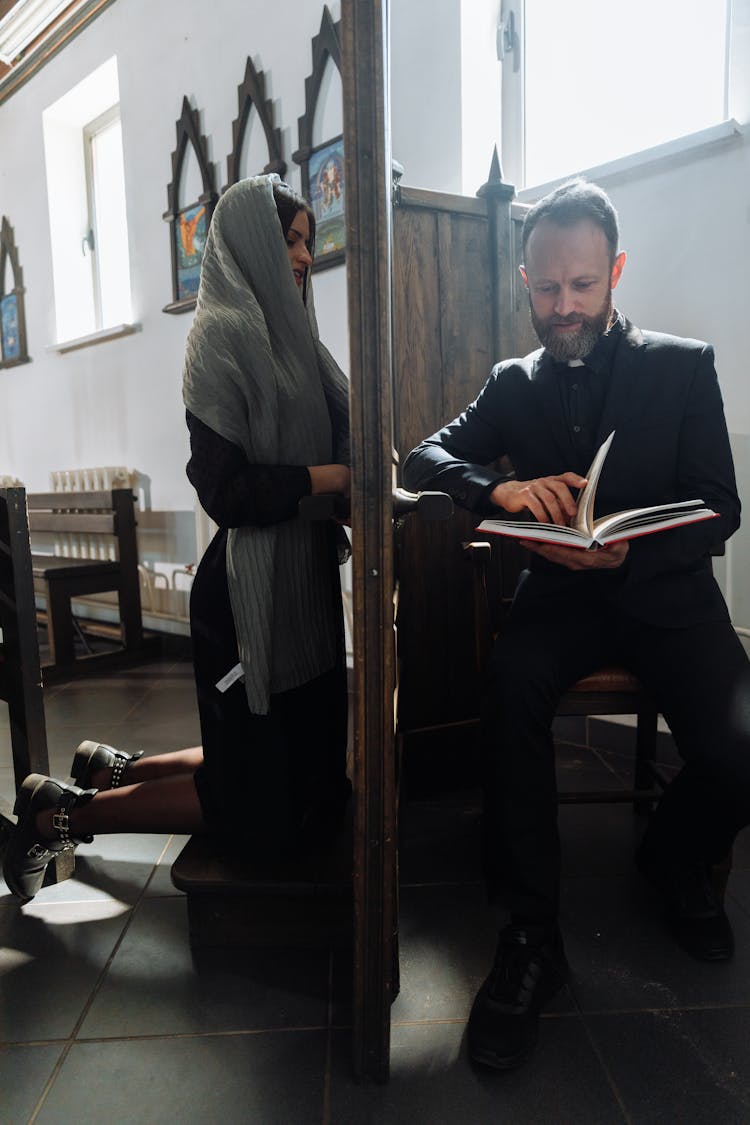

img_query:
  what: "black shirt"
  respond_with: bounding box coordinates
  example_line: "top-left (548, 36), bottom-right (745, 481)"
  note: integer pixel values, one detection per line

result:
top-left (556, 312), bottom-right (624, 473)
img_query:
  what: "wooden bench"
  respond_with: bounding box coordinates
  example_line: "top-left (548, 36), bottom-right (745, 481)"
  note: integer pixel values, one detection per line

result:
top-left (171, 818), bottom-right (353, 949)
top-left (0, 487), bottom-right (72, 880)
top-left (28, 488), bottom-right (144, 673)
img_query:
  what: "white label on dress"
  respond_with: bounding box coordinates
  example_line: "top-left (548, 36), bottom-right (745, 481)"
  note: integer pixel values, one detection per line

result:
top-left (216, 662), bottom-right (245, 693)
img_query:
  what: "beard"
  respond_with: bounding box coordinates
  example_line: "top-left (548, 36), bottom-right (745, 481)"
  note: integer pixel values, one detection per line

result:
top-left (531, 292), bottom-right (612, 361)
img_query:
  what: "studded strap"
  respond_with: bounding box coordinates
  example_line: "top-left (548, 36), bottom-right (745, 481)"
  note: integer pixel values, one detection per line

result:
top-left (109, 750), bottom-right (143, 790)
top-left (50, 788), bottom-right (96, 846)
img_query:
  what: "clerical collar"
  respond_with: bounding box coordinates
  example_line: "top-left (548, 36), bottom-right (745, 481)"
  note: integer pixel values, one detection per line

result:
top-left (570, 310), bottom-right (624, 375)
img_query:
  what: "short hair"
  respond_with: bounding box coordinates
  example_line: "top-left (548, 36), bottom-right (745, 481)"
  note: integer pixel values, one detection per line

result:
top-left (522, 179), bottom-right (619, 265)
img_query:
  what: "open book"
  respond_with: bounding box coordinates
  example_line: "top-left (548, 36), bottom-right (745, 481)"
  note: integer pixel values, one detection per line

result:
top-left (476, 431), bottom-right (719, 550)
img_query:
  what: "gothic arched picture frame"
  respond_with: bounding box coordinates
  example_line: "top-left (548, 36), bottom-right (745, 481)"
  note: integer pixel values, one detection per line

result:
top-left (0, 216), bottom-right (30, 368)
top-left (163, 97), bottom-right (218, 314)
top-left (292, 6), bottom-right (345, 271)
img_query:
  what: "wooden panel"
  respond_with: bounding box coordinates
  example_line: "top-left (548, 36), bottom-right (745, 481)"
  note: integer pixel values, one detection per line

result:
top-left (26, 490), bottom-right (116, 510)
top-left (437, 209), bottom-right (494, 415)
top-left (393, 197), bottom-right (494, 734)
top-left (28, 513), bottom-right (116, 535)
top-left (398, 184), bottom-right (486, 218)
top-left (392, 205), bottom-right (442, 457)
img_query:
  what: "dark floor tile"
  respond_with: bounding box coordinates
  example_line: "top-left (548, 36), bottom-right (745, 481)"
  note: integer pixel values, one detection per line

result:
top-left (560, 873), bottom-right (750, 1012)
top-left (38, 1031), bottom-right (328, 1125)
top-left (0, 1044), bottom-right (65, 1123)
top-left (328, 1022), bottom-right (625, 1124)
top-left (79, 896), bottom-right (331, 1037)
top-left (555, 740), bottom-right (629, 795)
top-left (43, 683), bottom-right (152, 727)
top-left (552, 714), bottom-right (587, 743)
top-left (37, 729), bottom-right (122, 777)
top-left (588, 716), bottom-right (680, 767)
top-left (390, 884), bottom-right (500, 1024)
top-left (398, 793), bottom-right (483, 885)
top-left (586, 1008), bottom-right (750, 1124)
top-left (106, 714), bottom-right (202, 756)
top-left (559, 801), bottom-right (647, 878)
top-left (145, 832), bottom-right (191, 897)
top-left (0, 900), bottom-right (132, 1042)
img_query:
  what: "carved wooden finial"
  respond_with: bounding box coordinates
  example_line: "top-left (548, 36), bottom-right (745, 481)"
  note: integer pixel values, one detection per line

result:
top-left (487, 145), bottom-right (503, 185)
top-left (476, 145), bottom-right (514, 200)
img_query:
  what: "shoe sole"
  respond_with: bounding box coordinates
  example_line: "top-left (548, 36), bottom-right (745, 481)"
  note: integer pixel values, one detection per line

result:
top-left (470, 1042), bottom-right (537, 1071)
top-left (3, 774), bottom-right (58, 903)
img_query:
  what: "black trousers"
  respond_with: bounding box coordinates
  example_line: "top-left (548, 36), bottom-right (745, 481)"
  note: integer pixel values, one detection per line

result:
top-left (482, 595), bottom-right (750, 925)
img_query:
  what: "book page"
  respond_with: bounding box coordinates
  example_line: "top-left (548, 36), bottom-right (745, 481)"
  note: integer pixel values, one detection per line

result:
top-left (572, 430), bottom-right (615, 535)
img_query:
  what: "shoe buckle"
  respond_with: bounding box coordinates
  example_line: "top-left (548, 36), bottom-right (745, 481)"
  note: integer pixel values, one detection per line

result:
top-left (26, 843), bottom-right (50, 860)
top-left (52, 807), bottom-right (72, 847)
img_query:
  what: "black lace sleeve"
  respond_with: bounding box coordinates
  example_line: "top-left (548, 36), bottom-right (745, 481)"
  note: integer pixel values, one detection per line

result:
top-left (185, 411), bottom-right (312, 528)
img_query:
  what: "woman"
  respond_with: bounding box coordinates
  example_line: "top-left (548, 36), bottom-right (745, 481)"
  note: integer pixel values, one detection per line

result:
top-left (3, 175), bottom-right (351, 903)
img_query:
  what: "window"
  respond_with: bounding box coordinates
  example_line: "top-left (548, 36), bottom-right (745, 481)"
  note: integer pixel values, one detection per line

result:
top-left (43, 56), bottom-right (133, 345)
top-left (500, 0), bottom-right (731, 189)
top-left (84, 105), bottom-right (131, 329)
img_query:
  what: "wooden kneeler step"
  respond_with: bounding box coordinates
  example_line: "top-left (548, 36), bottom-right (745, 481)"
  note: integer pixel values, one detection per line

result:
top-left (170, 821), bottom-right (353, 950)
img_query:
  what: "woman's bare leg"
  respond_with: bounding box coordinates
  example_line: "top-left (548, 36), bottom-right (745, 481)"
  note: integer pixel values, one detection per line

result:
top-left (87, 746), bottom-right (204, 790)
top-left (36, 774), bottom-right (206, 838)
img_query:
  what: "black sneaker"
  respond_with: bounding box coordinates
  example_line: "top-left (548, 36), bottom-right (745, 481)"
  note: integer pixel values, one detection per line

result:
top-left (636, 846), bottom-right (734, 962)
top-left (468, 923), bottom-right (568, 1070)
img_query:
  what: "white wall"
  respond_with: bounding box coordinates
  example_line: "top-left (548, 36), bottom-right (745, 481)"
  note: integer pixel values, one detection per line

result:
top-left (0, 0), bottom-right (347, 511)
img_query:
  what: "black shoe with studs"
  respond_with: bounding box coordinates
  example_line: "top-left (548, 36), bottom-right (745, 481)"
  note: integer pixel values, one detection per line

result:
top-left (3, 774), bottom-right (97, 903)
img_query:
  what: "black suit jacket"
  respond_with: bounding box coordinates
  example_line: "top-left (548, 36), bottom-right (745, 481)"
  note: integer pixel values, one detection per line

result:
top-left (402, 318), bottom-right (741, 627)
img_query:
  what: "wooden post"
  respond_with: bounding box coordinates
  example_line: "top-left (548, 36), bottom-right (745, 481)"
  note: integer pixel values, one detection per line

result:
top-left (477, 147), bottom-right (517, 362)
top-left (341, 0), bottom-right (397, 1084)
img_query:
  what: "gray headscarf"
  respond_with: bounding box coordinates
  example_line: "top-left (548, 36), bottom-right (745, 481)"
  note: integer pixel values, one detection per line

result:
top-left (183, 174), bottom-right (350, 714)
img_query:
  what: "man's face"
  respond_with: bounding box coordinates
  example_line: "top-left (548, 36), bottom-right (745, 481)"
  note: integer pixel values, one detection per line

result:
top-left (520, 218), bottom-right (626, 361)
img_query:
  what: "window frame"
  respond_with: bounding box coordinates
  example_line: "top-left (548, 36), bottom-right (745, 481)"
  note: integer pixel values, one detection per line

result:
top-left (499, 0), bottom-right (733, 192)
top-left (83, 102), bottom-right (123, 332)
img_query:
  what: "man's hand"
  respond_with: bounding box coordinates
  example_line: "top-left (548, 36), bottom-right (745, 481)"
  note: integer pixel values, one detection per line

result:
top-left (490, 473), bottom-right (587, 526)
top-left (521, 538), bottom-right (629, 571)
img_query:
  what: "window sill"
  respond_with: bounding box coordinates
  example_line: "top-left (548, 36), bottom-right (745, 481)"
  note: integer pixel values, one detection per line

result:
top-left (46, 322), bottom-right (140, 355)
top-left (518, 119), bottom-right (743, 201)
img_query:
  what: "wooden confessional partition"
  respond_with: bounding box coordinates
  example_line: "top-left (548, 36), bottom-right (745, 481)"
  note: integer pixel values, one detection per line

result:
top-left (343, 0), bottom-right (533, 1083)
top-left (392, 169), bottom-right (535, 782)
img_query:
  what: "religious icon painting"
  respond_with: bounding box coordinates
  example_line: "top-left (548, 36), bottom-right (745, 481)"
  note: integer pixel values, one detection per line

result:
top-left (1, 293), bottom-right (20, 362)
top-left (0, 216), bottom-right (29, 368)
top-left (308, 135), bottom-right (345, 266)
top-left (175, 203), bottom-right (208, 300)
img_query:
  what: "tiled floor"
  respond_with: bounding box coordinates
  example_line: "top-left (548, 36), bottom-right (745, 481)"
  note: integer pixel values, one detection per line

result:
top-left (2, 655), bottom-right (750, 1123)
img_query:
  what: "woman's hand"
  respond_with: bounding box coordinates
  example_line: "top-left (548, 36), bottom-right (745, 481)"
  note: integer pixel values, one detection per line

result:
top-left (308, 464), bottom-right (351, 497)
top-left (490, 473), bottom-right (587, 526)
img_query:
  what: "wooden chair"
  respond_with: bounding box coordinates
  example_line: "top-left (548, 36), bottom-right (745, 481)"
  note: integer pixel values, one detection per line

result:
top-left (27, 488), bottom-right (144, 673)
top-left (0, 487), bottom-right (72, 880)
top-left (0, 488), bottom-right (50, 792)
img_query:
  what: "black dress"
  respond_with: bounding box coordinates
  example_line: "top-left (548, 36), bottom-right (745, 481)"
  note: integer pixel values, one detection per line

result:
top-left (185, 411), bottom-right (350, 856)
